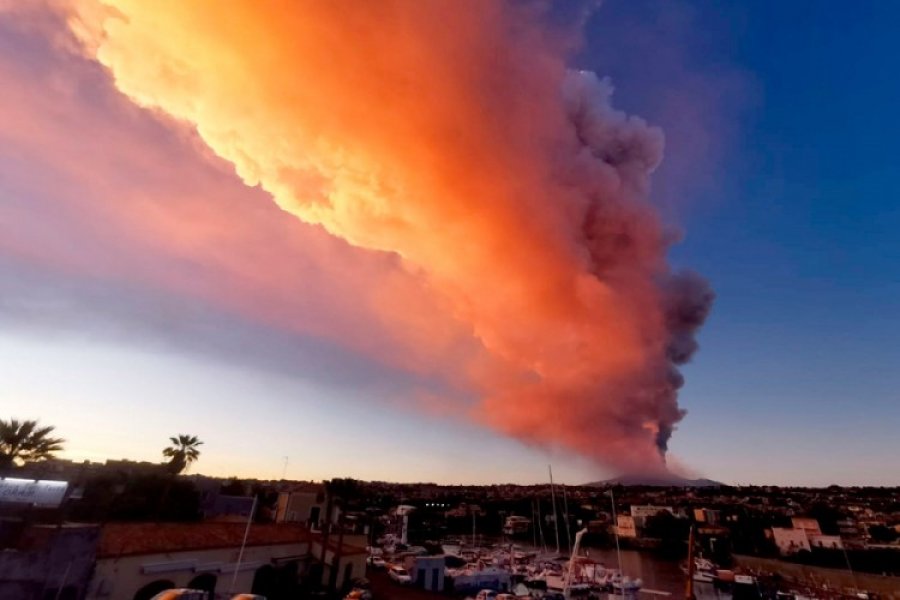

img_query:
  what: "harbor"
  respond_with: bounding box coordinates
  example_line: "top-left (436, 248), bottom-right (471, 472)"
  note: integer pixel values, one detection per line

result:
top-left (360, 521), bottom-right (890, 600)
top-left (364, 534), bottom-right (754, 600)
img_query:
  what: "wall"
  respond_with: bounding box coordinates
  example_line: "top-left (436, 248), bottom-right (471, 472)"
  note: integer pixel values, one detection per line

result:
top-left (734, 554), bottom-right (900, 600)
top-left (791, 517), bottom-right (822, 535)
top-left (276, 491), bottom-right (322, 526)
top-left (771, 527), bottom-right (811, 555)
top-left (0, 524), bottom-right (99, 600)
top-left (87, 541), bottom-right (311, 600)
top-left (310, 538), bottom-right (367, 590)
top-left (615, 515), bottom-right (637, 539)
top-left (808, 534), bottom-right (843, 549)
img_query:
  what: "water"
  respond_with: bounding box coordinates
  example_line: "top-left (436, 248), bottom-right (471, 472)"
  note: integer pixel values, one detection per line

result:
top-left (445, 541), bottom-right (730, 599)
top-left (575, 547), bottom-right (728, 599)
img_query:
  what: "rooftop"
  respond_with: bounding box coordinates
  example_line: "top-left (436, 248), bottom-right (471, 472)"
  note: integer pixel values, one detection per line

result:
top-left (98, 522), bottom-right (312, 558)
top-left (97, 522), bottom-right (367, 559)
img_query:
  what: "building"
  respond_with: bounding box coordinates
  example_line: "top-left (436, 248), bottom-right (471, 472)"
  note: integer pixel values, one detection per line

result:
top-left (693, 508), bottom-right (722, 525)
top-left (201, 494), bottom-right (255, 522)
top-left (86, 522), bottom-right (366, 600)
top-left (615, 515), bottom-right (637, 538)
top-left (791, 517), bottom-right (822, 536)
top-left (630, 505), bottom-right (674, 528)
top-left (630, 505), bottom-right (674, 519)
top-left (809, 534), bottom-right (844, 549)
top-left (837, 518), bottom-right (864, 543)
top-left (275, 484), bottom-right (325, 528)
top-left (771, 527), bottom-right (811, 555)
top-left (411, 555), bottom-right (446, 591)
top-left (0, 523), bottom-right (99, 600)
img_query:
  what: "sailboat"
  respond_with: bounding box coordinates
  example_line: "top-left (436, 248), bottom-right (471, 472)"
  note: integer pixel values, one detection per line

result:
top-left (607, 489), bottom-right (642, 599)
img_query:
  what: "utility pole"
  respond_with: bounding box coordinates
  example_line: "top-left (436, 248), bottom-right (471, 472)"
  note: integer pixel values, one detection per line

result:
top-left (230, 494), bottom-right (258, 595)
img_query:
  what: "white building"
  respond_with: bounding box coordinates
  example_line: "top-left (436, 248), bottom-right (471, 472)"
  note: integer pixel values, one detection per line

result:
top-left (275, 485), bottom-right (325, 527)
top-left (791, 517), bottom-right (822, 536)
top-left (630, 505), bottom-right (674, 519)
top-left (412, 555), bottom-right (446, 591)
top-left (771, 527), bottom-right (811, 555)
top-left (615, 515), bottom-right (637, 538)
top-left (85, 522), bottom-right (366, 600)
top-left (630, 505), bottom-right (674, 528)
top-left (693, 508), bottom-right (721, 525)
top-left (809, 534), bottom-right (844, 550)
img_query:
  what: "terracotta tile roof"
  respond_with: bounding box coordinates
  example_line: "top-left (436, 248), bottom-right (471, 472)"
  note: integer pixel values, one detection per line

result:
top-left (324, 539), bottom-right (368, 557)
top-left (16, 524), bottom-right (99, 552)
top-left (98, 522), bottom-right (312, 558)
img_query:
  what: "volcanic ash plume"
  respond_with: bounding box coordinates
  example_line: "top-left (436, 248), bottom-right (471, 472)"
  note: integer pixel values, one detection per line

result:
top-left (70, 0), bottom-right (713, 473)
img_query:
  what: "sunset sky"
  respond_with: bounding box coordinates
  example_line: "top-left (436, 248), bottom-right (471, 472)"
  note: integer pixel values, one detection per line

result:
top-left (2, 1), bottom-right (898, 486)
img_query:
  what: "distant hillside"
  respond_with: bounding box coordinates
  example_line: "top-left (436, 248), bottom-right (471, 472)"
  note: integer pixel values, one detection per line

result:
top-left (585, 473), bottom-right (724, 488)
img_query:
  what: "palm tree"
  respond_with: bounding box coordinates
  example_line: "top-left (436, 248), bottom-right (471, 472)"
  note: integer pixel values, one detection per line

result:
top-left (0, 418), bottom-right (64, 470)
top-left (162, 434), bottom-right (203, 475)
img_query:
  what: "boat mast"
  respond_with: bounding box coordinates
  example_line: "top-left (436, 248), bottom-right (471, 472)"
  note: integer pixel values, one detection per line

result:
top-left (535, 494), bottom-right (547, 553)
top-left (685, 524), bottom-right (696, 600)
top-left (563, 528), bottom-right (588, 597)
top-left (609, 488), bottom-right (622, 574)
top-left (562, 483), bottom-right (572, 553)
top-left (548, 465), bottom-right (561, 554)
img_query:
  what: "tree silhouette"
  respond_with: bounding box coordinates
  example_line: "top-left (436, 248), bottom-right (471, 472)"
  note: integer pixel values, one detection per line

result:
top-left (0, 418), bottom-right (64, 469)
top-left (162, 434), bottom-right (203, 475)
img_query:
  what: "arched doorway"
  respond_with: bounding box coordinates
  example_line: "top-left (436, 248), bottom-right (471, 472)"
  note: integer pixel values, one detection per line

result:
top-left (133, 579), bottom-right (175, 600)
top-left (59, 587), bottom-right (78, 600)
top-left (251, 562), bottom-right (300, 600)
top-left (251, 565), bottom-right (276, 598)
top-left (41, 586), bottom-right (78, 600)
top-left (187, 573), bottom-right (217, 599)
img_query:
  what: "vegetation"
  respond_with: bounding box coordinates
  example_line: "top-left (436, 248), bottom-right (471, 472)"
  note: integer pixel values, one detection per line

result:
top-left (162, 434), bottom-right (203, 474)
top-left (69, 473), bottom-right (201, 522)
top-left (0, 418), bottom-right (64, 469)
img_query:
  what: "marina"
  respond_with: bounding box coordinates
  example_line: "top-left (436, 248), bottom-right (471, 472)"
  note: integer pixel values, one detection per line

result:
top-left (368, 535), bottom-right (750, 599)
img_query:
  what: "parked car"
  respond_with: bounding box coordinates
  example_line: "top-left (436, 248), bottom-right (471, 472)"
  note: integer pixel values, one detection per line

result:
top-left (388, 566), bottom-right (412, 585)
top-left (150, 590), bottom-right (207, 600)
top-left (344, 588), bottom-right (372, 600)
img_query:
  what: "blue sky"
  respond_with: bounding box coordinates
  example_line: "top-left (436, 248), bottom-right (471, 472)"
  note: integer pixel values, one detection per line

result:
top-left (580, 1), bottom-right (900, 484)
top-left (1, 1), bottom-right (898, 486)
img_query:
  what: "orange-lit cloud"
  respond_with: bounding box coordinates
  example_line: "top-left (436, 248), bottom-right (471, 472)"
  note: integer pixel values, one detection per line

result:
top-left (68, 0), bottom-right (714, 473)
top-left (7, 1), bottom-right (713, 473)
top-left (0, 3), bottom-right (478, 391)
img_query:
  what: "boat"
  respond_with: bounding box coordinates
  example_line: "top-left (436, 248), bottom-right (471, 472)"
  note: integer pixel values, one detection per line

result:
top-left (610, 575), bottom-right (643, 599)
top-left (447, 564), bottom-right (512, 594)
top-left (503, 515), bottom-right (531, 536)
top-left (680, 556), bottom-right (718, 583)
top-left (605, 489), bottom-right (642, 597)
